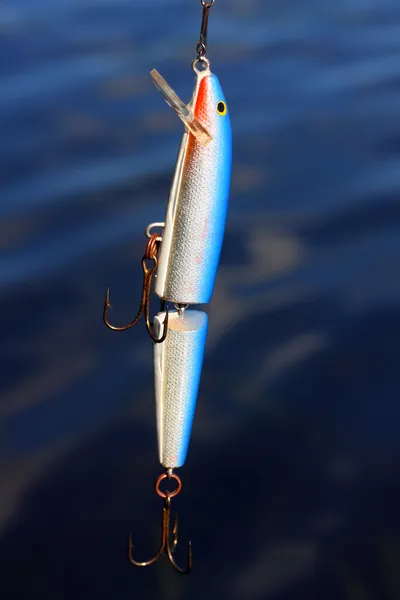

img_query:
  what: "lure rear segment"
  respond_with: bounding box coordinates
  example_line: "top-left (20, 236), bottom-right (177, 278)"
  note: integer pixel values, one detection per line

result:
top-left (153, 309), bottom-right (208, 468)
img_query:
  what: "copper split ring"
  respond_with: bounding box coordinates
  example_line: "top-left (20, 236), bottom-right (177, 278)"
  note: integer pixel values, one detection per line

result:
top-left (145, 233), bottom-right (160, 261)
top-left (155, 473), bottom-right (182, 499)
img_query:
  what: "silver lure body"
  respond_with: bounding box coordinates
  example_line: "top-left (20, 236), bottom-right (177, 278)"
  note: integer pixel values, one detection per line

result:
top-left (153, 310), bottom-right (208, 468)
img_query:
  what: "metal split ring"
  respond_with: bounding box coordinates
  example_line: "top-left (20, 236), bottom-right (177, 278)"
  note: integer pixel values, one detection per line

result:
top-left (155, 473), bottom-right (182, 499)
top-left (145, 233), bottom-right (160, 261)
top-left (201, 0), bottom-right (215, 7)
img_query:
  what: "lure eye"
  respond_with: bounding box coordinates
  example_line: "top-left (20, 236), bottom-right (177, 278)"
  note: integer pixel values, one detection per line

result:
top-left (216, 101), bottom-right (227, 116)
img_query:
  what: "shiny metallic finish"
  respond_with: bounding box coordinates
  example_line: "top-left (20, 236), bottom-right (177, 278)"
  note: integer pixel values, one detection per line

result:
top-left (153, 310), bottom-right (208, 468)
top-left (146, 221), bottom-right (164, 241)
top-left (192, 56), bottom-right (210, 74)
top-left (155, 69), bottom-right (232, 304)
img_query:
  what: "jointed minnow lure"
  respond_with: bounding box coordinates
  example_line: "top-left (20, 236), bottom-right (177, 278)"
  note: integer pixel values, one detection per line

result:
top-left (103, 0), bottom-right (231, 573)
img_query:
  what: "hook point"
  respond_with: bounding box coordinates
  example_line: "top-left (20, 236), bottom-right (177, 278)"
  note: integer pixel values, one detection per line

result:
top-left (105, 287), bottom-right (112, 309)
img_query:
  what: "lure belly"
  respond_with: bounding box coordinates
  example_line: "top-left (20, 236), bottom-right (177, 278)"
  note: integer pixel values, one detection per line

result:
top-left (154, 310), bottom-right (208, 468)
top-left (154, 67), bottom-right (232, 305)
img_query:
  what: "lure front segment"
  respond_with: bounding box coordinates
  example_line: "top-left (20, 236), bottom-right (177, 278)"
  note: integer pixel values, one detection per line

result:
top-left (154, 309), bottom-right (208, 468)
top-left (154, 66), bottom-right (232, 305)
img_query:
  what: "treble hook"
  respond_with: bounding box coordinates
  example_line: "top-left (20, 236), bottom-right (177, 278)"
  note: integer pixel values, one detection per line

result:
top-left (128, 473), bottom-right (192, 574)
top-left (103, 234), bottom-right (168, 343)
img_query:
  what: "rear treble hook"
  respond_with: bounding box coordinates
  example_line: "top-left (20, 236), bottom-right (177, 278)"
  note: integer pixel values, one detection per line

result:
top-left (128, 472), bottom-right (192, 574)
top-left (103, 233), bottom-right (168, 343)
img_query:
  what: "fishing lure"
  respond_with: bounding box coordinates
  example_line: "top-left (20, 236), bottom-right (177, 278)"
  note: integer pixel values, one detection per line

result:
top-left (103, 0), bottom-right (231, 573)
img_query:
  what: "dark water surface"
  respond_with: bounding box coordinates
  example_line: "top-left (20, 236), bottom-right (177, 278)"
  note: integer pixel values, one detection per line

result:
top-left (1, 1), bottom-right (400, 598)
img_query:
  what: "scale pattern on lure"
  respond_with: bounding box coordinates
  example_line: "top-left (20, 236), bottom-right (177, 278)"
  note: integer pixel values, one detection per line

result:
top-left (103, 0), bottom-right (231, 574)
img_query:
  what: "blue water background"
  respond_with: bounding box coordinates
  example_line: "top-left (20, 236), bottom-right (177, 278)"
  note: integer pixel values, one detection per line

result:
top-left (1, 0), bottom-right (400, 597)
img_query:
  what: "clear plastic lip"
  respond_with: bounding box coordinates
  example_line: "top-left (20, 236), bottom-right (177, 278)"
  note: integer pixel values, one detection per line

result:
top-left (150, 69), bottom-right (212, 147)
